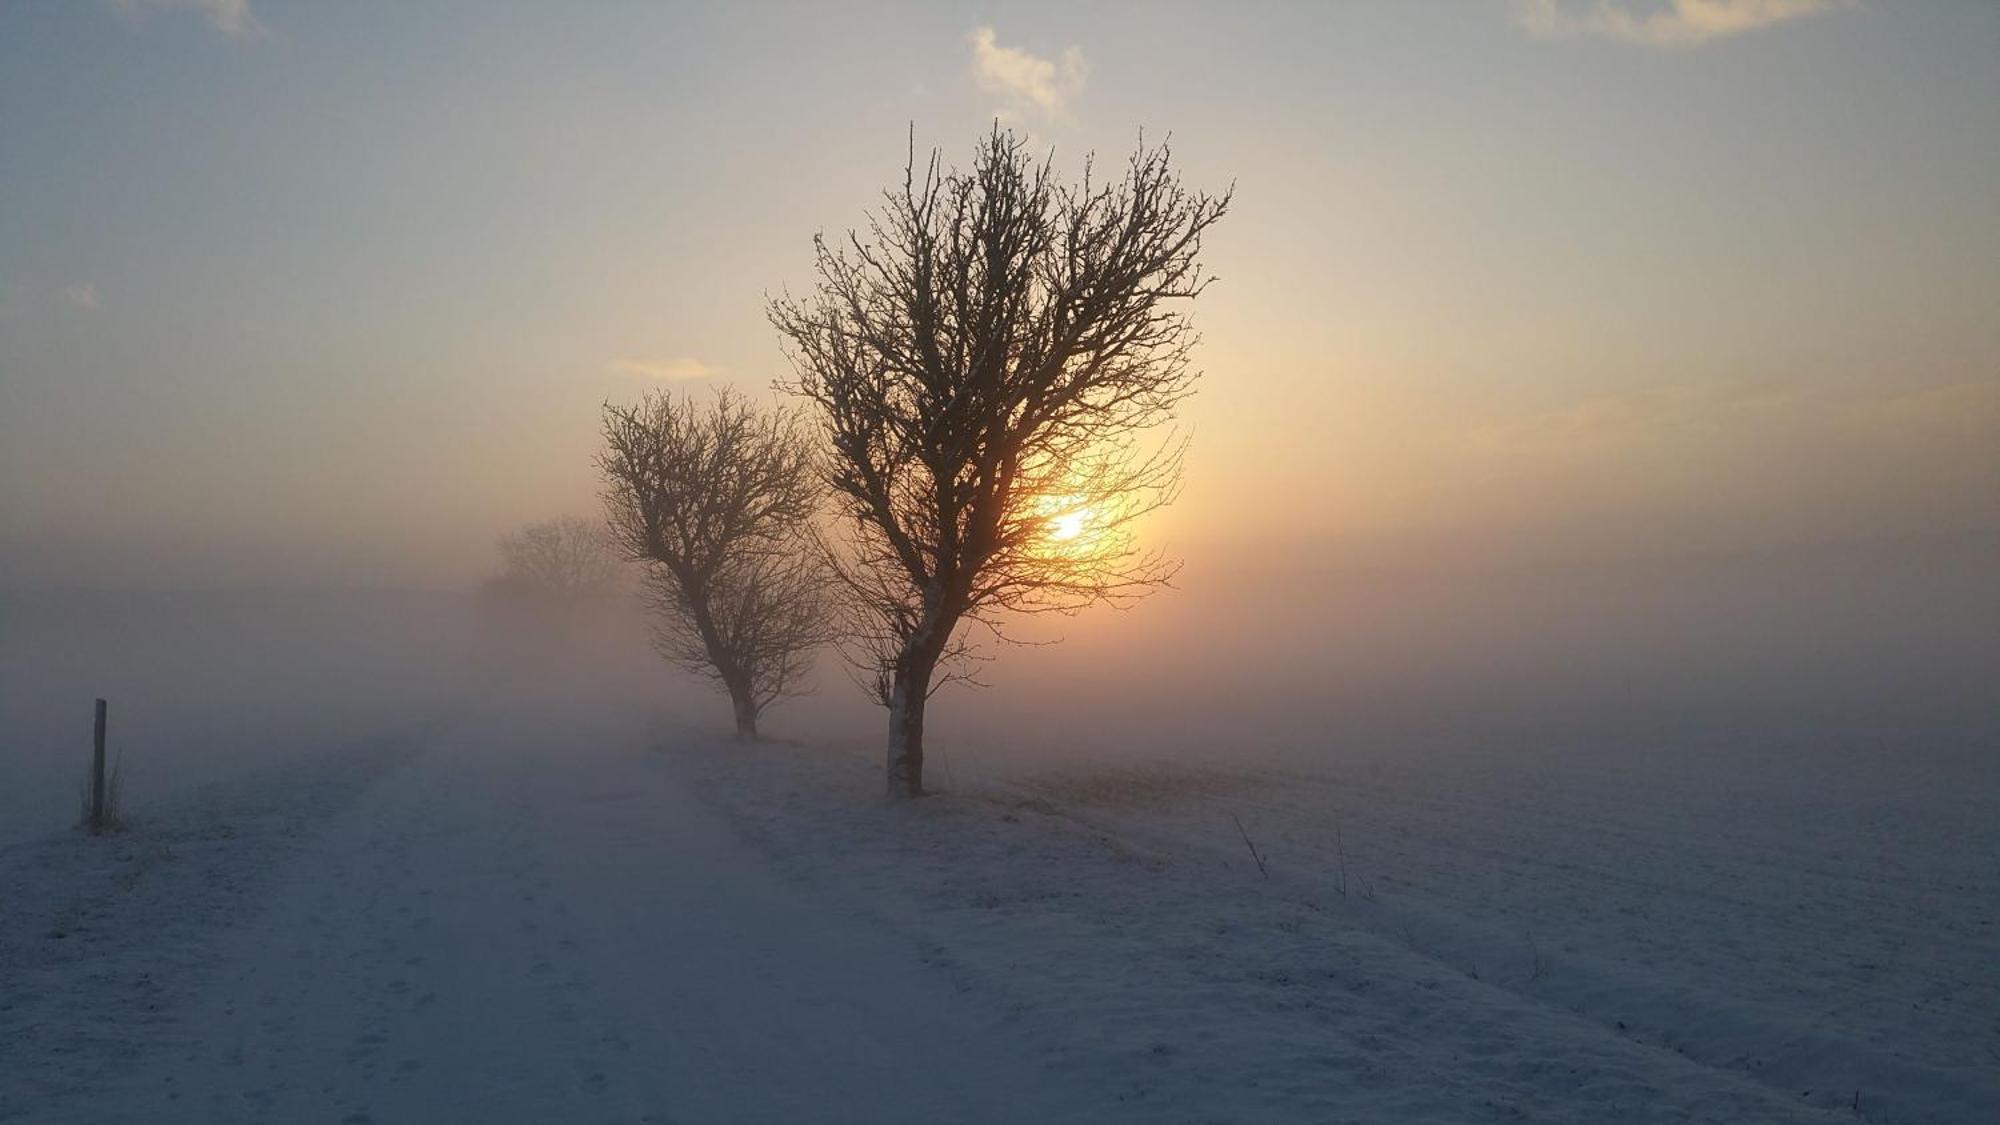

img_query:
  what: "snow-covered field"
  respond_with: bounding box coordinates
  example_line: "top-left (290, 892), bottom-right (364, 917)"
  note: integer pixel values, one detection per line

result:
top-left (3, 563), bottom-right (1996, 1122)
top-left (6, 705), bottom-right (1993, 1122)
top-left (687, 734), bottom-right (1999, 1122)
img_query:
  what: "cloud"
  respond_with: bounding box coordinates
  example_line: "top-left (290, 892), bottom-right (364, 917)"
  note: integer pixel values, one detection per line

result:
top-left (1468, 380), bottom-right (1794, 457)
top-left (63, 283), bottom-right (100, 311)
top-left (967, 27), bottom-right (1087, 120)
top-left (1837, 379), bottom-right (2000, 438)
top-left (1466, 377), bottom-right (2000, 472)
top-left (1514, 0), bottom-right (1853, 48)
top-left (116, 0), bottom-right (264, 39)
top-left (608, 357), bottom-right (722, 381)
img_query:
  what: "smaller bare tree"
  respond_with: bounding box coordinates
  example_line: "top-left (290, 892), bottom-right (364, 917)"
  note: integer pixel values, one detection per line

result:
top-left (488, 516), bottom-right (622, 603)
top-left (600, 388), bottom-right (833, 738)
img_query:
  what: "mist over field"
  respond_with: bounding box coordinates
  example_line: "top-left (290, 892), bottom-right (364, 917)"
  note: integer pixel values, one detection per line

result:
top-left (955, 532), bottom-right (1995, 741)
top-left (10, 526), bottom-right (1994, 835)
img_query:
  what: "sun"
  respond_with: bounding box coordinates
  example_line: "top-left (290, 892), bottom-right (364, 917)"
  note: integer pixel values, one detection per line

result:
top-left (1049, 509), bottom-right (1090, 542)
top-left (1033, 491), bottom-right (1105, 551)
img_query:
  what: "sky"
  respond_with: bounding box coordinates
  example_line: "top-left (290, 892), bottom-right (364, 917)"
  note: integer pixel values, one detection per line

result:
top-left (2, 0), bottom-right (1996, 588)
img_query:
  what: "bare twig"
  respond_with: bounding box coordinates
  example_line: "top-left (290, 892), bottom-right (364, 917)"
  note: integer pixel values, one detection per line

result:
top-left (1230, 812), bottom-right (1269, 880)
top-left (1334, 815), bottom-right (1348, 897)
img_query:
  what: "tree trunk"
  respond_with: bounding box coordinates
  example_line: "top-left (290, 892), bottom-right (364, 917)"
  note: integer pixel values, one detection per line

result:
top-left (886, 587), bottom-right (955, 798)
top-left (686, 583), bottom-right (758, 740)
top-left (885, 660), bottom-right (933, 798)
top-left (727, 679), bottom-right (759, 740)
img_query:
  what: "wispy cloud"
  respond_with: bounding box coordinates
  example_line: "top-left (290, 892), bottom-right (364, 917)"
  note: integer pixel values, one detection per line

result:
top-left (116, 0), bottom-right (264, 39)
top-left (63, 283), bottom-right (101, 311)
top-left (1838, 379), bottom-right (2000, 438)
top-left (1514, 0), bottom-right (1853, 48)
top-left (608, 357), bottom-right (722, 382)
top-left (967, 27), bottom-right (1086, 121)
top-left (1468, 380), bottom-right (1794, 456)
top-left (1466, 377), bottom-right (2000, 467)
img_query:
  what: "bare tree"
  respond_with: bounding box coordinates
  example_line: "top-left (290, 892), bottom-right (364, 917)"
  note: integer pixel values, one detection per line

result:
top-left (599, 388), bottom-right (833, 739)
top-left (769, 127), bottom-right (1229, 796)
top-left (489, 515), bottom-right (622, 603)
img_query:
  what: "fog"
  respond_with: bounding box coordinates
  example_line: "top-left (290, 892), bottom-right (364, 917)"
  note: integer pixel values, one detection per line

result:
top-left (8, 527), bottom-right (1993, 845)
top-left (954, 530), bottom-right (2000, 758)
top-left (4, 0), bottom-right (1994, 837)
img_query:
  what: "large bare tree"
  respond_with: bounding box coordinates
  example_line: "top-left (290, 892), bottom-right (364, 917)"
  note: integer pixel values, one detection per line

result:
top-left (599, 389), bottom-right (832, 739)
top-left (770, 128), bottom-right (1229, 796)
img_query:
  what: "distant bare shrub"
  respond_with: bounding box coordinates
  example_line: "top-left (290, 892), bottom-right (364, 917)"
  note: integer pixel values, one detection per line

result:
top-left (486, 516), bottom-right (622, 605)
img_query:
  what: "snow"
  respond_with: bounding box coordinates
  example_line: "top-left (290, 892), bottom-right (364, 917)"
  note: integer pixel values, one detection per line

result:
top-left (4, 703), bottom-right (1130, 1123)
top-left (9, 696), bottom-right (1992, 1122)
top-left (684, 737), bottom-right (2000, 1123)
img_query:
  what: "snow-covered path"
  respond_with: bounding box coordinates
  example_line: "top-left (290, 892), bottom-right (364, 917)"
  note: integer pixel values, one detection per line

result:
top-left (68, 704), bottom-right (1117, 1124)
